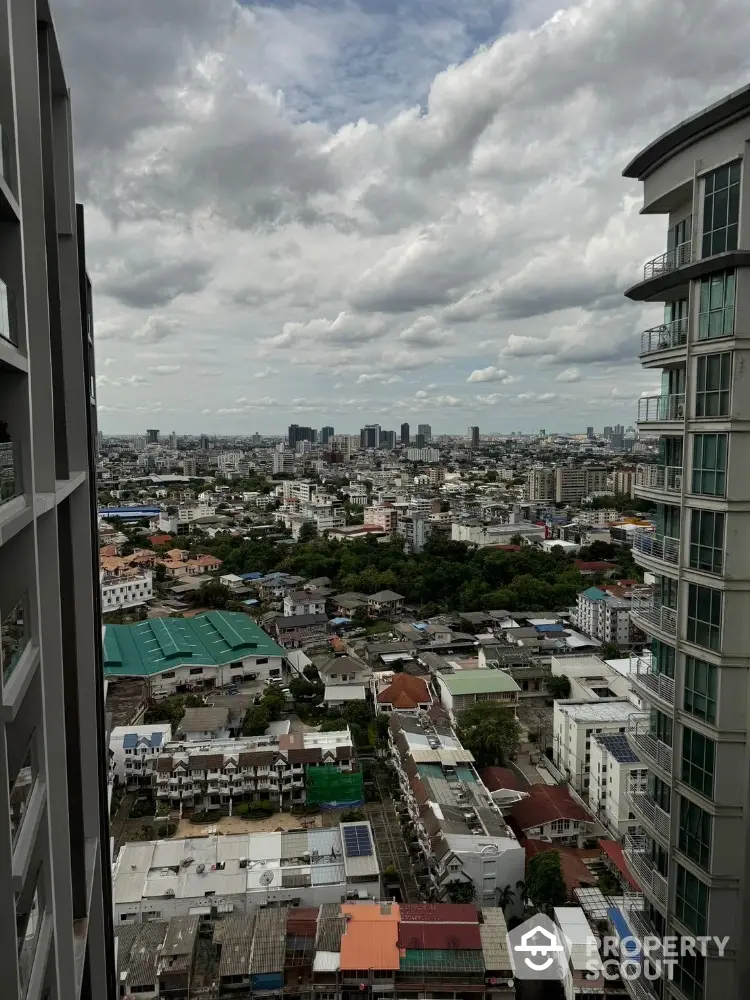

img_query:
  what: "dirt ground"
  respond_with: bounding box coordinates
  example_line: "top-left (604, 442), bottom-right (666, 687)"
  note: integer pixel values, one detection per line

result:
top-left (175, 811), bottom-right (324, 838)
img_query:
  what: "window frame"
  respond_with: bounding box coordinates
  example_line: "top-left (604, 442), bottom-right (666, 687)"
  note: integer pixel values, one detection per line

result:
top-left (686, 583), bottom-right (722, 651)
top-left (701, 161), bottom-right (741, 258)
top-left (689, 509), bottom-right (725, 575)
top-left (698, 270), bottom-right (735, 340)
top-left (675, 863), bottom-right (709, 935)
top-left (694, 352), bottom-right (732, 418)
top-left (691, 433), bottom-right (727, 497)
top-left (681, 726), bottom-right (715, 800)
top-left (678, 795), bottom-right (712, 871)
top-left (684, 657), bottom-right (718, 724)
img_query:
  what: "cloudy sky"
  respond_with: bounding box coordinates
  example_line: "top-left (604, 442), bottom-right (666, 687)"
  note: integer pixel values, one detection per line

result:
top-left (53, 0), bottom-right (750, 436)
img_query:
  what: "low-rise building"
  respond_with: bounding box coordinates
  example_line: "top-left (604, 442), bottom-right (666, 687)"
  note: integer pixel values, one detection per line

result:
top-left (274, 612), bottom-right (329, 649)
top-left (177, 706), bottom-right (232, 742)
top-left (397, 514), bottom-right (432, 553)
top-left (113, 822), bottom-right (381, 924)
top-left (109, 724), bottom-right (172, 786)
top-left (283, 590), bottom-right (327, 617)
top-left (366, 590), bottom-right (405, 616)
top-left (103, 611), bottom-right (287, 696)
top-left (376, 673), bottom-right (431, 713)
top-left (115, 916), bottom-right (199, 999)
top-left (550, 654), bottom-right (634, 702)
top-left (573, 586), bottom-right (638, 647)
top-left (553, 699), bottom-right (637, 794)
top-left (588, 733), bottom-right (647, 838)
top-left (101, 565), bottom-right (154, 614)
top-left (509, 785), bottom-right (598, 846)
top-left (388, 713), bottom-right (525, 907)
top-left (436, 669), bottom-right (520, 721)
top-left (364, 505), bottom-right (398, 535)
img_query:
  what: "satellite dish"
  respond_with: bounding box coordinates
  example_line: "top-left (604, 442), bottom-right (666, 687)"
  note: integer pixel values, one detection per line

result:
top-left (259, 870), bottom-right (274, 886)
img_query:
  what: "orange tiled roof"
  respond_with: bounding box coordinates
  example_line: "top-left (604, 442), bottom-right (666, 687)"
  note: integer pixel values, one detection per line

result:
top-left (339, 903), bottom-right (400, 971)
top-left (377, 673), bottom-right (430, 709)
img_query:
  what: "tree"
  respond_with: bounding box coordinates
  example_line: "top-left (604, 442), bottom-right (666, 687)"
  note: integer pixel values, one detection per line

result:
top-left (545, 674), bottom-right (571, 699)
top-left (352, 606), bottom-right (369, 626)
top-left (445, 880), bottom-right (476, 903)
top-left (297, 522), bottom-right (318, 543)
top-left (289, 677), bottom-right (323, 703)
top-left (144, 694), bottom-right (204, 730)
top-left (241, 705), bottom-right (270, 736)
top-left (260, 687), bottom-right (285, 721)
top-left (456, 702), bottom-right (521, 768)
top-left (598, 643), bottom-right (621, 660)
top-left (525, 851), bottom-right (567, 915)
top-left (187, 580), bottom-right (232, 609)
top-left (303, 664), bottom-right (320, 681)
top-left (375, 714), bottom-right (391, 746)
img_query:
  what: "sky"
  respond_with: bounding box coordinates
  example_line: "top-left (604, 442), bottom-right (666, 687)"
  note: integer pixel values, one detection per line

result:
top-left (52, 0), bottom-right (750, 436)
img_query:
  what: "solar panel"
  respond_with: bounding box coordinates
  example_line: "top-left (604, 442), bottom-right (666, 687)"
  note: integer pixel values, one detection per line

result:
top-left (597, 733), bottom-right (639, 764)
top-left (343, 824), bottom-right (373, 858)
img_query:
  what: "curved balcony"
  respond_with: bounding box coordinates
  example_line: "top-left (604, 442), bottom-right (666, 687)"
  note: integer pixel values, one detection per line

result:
top-left (624, 833), bottom-right (668, 908)
top-left (628, 715), bottom-right (673, 775)
top-left (634, 464), bottom-right (682, 498)
top-left (643, 241), bottom-right (692, 282)
top-left (639, 317), bottom-right (688, 358)
top-left (630, 592), bottom-right (677, 638)
top-left (637, 393), bottom-right (685, 425)
top-left (627, 788), bottom-right (671, 841)
top-left (632, 528), bottom-right (680, 569)
top-left (628, 656), bottom-right (675, 707)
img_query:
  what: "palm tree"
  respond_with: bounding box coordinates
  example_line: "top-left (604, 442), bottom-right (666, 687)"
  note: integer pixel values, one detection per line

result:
top-left (497, 884), bottom-right (515, 910)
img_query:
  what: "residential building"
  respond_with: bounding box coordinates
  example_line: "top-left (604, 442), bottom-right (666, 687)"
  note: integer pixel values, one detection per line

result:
top-left (574, 586), bottom-right (639, 647)
top-left (321, 426), bottom-right (334, 444)
top-left (621, 86), bottom-right (750, 998)
top-left (406, 446), bottom-right (440, 462)
top-left (273, 450), bottom-right (295, 475)
top-left (0, 8), bottom-right (115, 997)
top-left (469, 426), bottom-right (480, 448)
top-left (388, 714), bottom-right (524, 906)
top-left (527, 467), bottom-right (556, 501)
top-left (550, 654), bottom-right (635, 703)
top-left (364, 505), bottom-right (398, 535)
top-left (274, 613), bottom-right (329, 649)
top-left (283, 590), bottom-right (327, 617)
top-left (555, 466), bottom-right (607, 504)
top-left (508, 785), bottom-right (597, 846)
top-left (451, 520), bottom-right (545, 546)
top-left (176, 706), bottom-right (232, 742)
top-left (588, 733), bottom-right (646, 838)
top-left (397, 514), bottom-right (432, 552)
top-left (417, 424), bottom-right (432, 440)
top-left (414, 433), bottom-right (426, 448)
top-left (366, 590), bottom-right (405, 616)
top-left (101, 565), bottom-right (154, 614)
top-left (288, 424), bottom-right (316, 448)
top-left (613, 467), bottom-right (636, 497)
top-left (116, 916), bottom-right (198, 999)
top-left (553, 699), bottom-right (636, 793)
top-left (360, 424), bottom-right (381, 449)
top-left (376, 673), bottom-right (431, 713)
top-left (282, 480), bottom-right (317, 504)
top-left (109, 724), bottom-right (172, 786)
top-left (400, 422), bottom-right (410, 445)
top-left (435, 670), bottom-right (521, 720)
top-left (103, 612), bottom-right (287, 695)
top-left (113, 823), bottom-right (380, 924)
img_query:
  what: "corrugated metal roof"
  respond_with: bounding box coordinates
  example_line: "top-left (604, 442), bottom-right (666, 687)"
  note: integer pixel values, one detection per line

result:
top-left (397, 923), bottom-right (482, 950)
top-left (339, 903), bottom-right (400, 971)
top-left (313, 951), bottom-right (341, 972)
top-left (316, 904), bottom-right (346, 952)
top-left (250, 908), bottom-right (287, 975)
top-left (161, 915), bottom-right (199, 956)
top-left (400, 903), bottom-right (479, 923)
top-left (215, 915), bottom-right (255, 978)
top-left (398, 949), bottom-right (484, 972)
top-left (123, 921), bottom-right (168, 988)
top-left (479, 908), bottom-right (511, 971)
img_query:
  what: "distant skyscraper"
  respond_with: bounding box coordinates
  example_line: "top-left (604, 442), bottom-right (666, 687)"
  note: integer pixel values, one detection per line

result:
top-left (603, 425), bottom-right (613, 439)
top-left (321, 425), bottom-right (334, 445)
top-left (199, 433), bottom-right (210, 450)
top-left (146, 427), bottom-right (159, 444)
top-left (586, 426), bottom-right (594, 440)
top-left (360, 424), bottom-right (380, 449)
top-left (414, 433), bottom-right (426, 449)
top-left (169, 430), bottom-right (177, 449)
top-left (288, 424), bottom-right (315, 448)
top-left (382, 430), bottom-right (396, 449)
top-left (469, 426), bottom-right (480, 448)
top-left (417, 423), bottom-right (432, 440)
top-left (400, 422), bottom-right (410, 445)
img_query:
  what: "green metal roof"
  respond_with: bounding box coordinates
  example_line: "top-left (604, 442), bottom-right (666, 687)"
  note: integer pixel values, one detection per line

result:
top-left (103, 611), bottom-right (286, 678)
top-left (581, 586), bottom-right (607, 601)
top-left (440, 669), bottom-right (521, 696)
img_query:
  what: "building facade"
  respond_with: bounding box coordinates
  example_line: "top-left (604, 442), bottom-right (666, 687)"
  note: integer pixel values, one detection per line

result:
top-left (0, 4), bottom-right (115, 996)
top-left (623, 86), bottom-right (750, 1000)
top-left (100, 567), bottom-right (153, 614)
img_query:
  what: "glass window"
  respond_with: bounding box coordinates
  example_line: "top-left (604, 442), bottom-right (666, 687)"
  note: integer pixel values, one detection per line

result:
top-left (673, 953), bottom-right (705, 1000)
top-left (648, 773), bottom-right (671, 814)
top-left (702, 161), bottom-right (740, 258)
top-left (1, 596), bottom-right (30, 685)
top-left (695, 353), bottom-right (731, 417)
top-left (689, 509), bottom-right (724, 574)
top-left (675, 864), bottom-right (708, 935)
top-left (650, 707), bottom-right (673, 747)
top-left (699, 270), bottom-right (735, 339)
top-left (681, 727), bottom-right (715, 799)
top-left (16, 867), bottom-right (43, 997)
top-left (9, 739), bottom-right (37, 849)
top-left (686, 583), bottom-right (722, 651)
top-left (678, 796), bottom-right (712, 870)
top-left (684, 657), bottom-right (718, 724)
top-left (651, 639), bottom-right (675, 678)
top-left (691, 434), bottom-right (727, 497)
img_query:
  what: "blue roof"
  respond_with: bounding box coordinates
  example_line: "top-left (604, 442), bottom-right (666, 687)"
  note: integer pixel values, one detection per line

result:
top-left (151, 731), bottom-right (163, 747)
top-left (240, 572), bottom-right (263, 580)
top-left (329, 617), bottom-right (351, 625)
top-left (122, 733), bottom-right (137, 749)
top-left (243, 599), bottom-right (259, 606)
top-left (412, 622), bottom-right (429, 630)
top-left (536, 623), bottom-right (564, 633)
top-left (608, 908), bottom-right (641, 961)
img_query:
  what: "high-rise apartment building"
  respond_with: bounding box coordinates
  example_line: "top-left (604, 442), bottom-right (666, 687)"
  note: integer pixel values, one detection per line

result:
top-left (414, 433), bottom-right (426, 449)
top-left (623, 86), bottom-right (750, 1000)
top-left (400, 422), bottom-right (410, 445)
top-left (417, 423), bottom-right (432, 440)
top-left (146, 428), bottom-right (159, 444)
top-left (527, 467), bottom-right (556, 502)
top-left (360, 424), bottom-right (380, 449)
top-left (288, 424), bottom-right (315, 448)
top-left (586, 426), bottom-right (595, 440)
top-left (199, 433), bottom-right (210, 450)
top-left (320, 425), bottom-right (334, 445)
top-left (469, 426), bottom-right (480, 448)
top-left (0, 4), bottom-right (114, 996)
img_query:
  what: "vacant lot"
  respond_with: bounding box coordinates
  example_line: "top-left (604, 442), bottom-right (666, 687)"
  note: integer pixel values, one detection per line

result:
top-left (176, 811), bottom-right (323, 839)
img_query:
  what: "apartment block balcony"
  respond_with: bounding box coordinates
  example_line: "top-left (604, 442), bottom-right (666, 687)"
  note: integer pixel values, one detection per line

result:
top-left (629, 656), bottom-right (675, 707)
top-left (632, 528), bottom-right (680, 567)
top-left (643, 240), bottom-right (692, 281)
top-left (0, 439), bottom-right (22, 508)
top-left (639, 317), bottom-right (688, 358)
top-left (628, 716), bottom-right (673, 775)
top-left (634, 464), bottom-right (682, 497)
top-left (637, 393), bottom-right (685, 424)
top-left (624, 834), bottom-right (668, 908)
top-left (630, 592), bottom-right (677, 637)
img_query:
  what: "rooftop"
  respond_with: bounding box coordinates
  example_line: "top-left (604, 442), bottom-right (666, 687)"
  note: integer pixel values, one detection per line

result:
top-left (594, 733), bottom-right (640, 765)
top-left (555, 698), bottom-right (636, 723)
top-left (377, 673), bottom-right (430, 709)
top-left (511, 784), bottom-right (592, 831)
top-left (439, 669), bottom-right (521, 696)
top-left (103, 611), bottom-right (285, 678)
top-left (178, 706), bottom-right (229, 733)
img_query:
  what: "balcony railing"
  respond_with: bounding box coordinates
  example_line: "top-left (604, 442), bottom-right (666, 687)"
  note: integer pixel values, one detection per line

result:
top-left (631, 593), bottom-right (677, 636)
top-left (1, 595), bottom-right (30, 685)
top-left (634, 465), bottom-right (682, 495)
top-left (639, 317), bottom-right (689, 357)
top-left (628, 716), bottom-right (673, 774)
top-left (643, 240), bottom-right (692, 281)
top-left (633, 528), bottom-right (680, 565)
top-left (627, 788), bottom-right (671, 840)
top-left (0, 439), bottom-right (22, 506)
top-left (628, 656), bottom-right (675, 706)
top-left (624, 834), bottom-right (668, 907)
top-left (637, 393), bottom-right (685, 423)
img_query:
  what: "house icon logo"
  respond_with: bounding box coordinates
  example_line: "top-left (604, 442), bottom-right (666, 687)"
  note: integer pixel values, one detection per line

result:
top-left (506, 913), bottom-right (567, 980)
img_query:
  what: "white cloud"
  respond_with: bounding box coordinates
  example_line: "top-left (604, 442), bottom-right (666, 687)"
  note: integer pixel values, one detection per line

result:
top-left (555, 367), bottom-right (583, 383)
top-left (148, 364), bottom-right (181, 375)
top-left (254, 366), bottom-right (279, 379)
top-left (467, 366), bottom-right (515, 384)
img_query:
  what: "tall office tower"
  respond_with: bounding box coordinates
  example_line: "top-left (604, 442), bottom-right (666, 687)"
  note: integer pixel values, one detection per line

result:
top-left (360, 424), bottom-right (380, 449)
top-left (414, 433), bottom-right (426, 449)
top-left (382, 430), bottom-right (396, 450)
top-left (146, 428), bottom-right (159, 444)
top-left (320, 425), bottom-right (334, 445)
top-left (417, 423), bottom-right (432, 440)
top-left (0, 4), bottom-right (114, 997)
top-left (199, 433), bottom-right (210, 451)
top-left (469, 426), bottom-right (480, 448)
top-left (586, 426), bottom-right (595, 440)
top-left (603, 425), bottom-right (613, 439)
top-left (288, 424), bottom-right (315, 448)
top-left (168, 431), bottom-right (177, 449)
top-left (400, 422), bottom-right (410, 445)
top-left (624, 87), bottom-right (750, 1000)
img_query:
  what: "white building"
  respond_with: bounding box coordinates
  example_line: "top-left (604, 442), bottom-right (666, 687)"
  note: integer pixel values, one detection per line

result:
top-left (101, 567), bottom-right (154, 614)
top-left (283, 590), bottom-right (327, 617)
top-left (588, 732), bottom-right (647, 838)
top-left (397, 514), bottom-right (432, 552)
top-left (550, 655), bottom-right (635, 703)
top-left (450, 520), bottom-right (545, 546)
top-left (435, 669), bottom-right (521, 721)
top-left (574, 586), bottom-right (636, 647)
top-left (553, 699), bottom-right (637, 793)
top-left (282, 480), bottom-right (317, 504)
top-left (110, 724), bottom-right (172, 785)
top-left (406, 447), bottom-right (440, 463)
top-left (113, 823), bottom-right (381, 924)
top-left (364, 505), bottom-right (398, 535)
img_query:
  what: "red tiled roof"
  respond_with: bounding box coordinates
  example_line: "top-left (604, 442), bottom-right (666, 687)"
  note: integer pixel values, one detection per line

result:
top-left (510, 784), bottom-right (592, 831)
top-left (399, 904), bottom-right (478, 923)
top-left (480, 766), bottom-right (528, 793)
top-left (377, 673), bottom-right (430, 709)
top-left (574, 560), bottom-right (618, 571)
top-left (599, 839), bottom-right (639, 890)
top-left (397, 922), bottom-right (482, 950)
top-left (523, 840), bottom-right (598, 894)
top-left (148, 534), bottom-right (173, 546)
